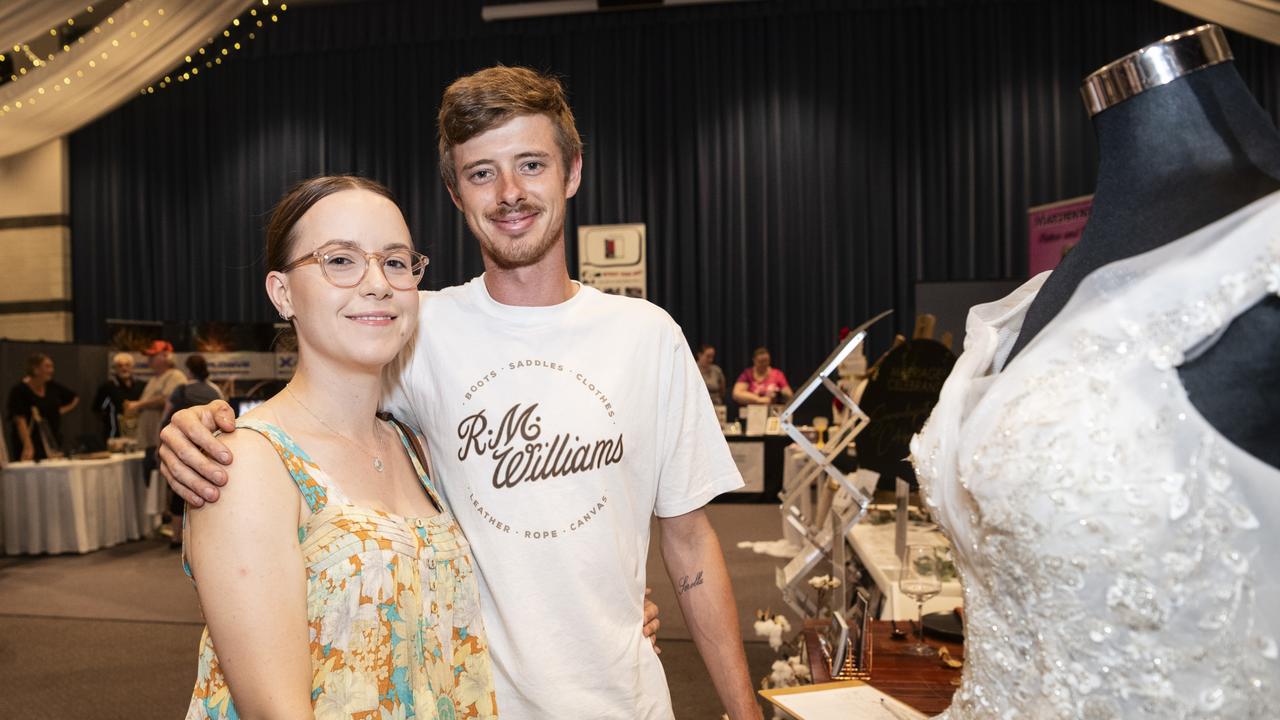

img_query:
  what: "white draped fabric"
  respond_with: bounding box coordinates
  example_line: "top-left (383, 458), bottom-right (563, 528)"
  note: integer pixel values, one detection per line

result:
top-left (1157, 0), bottom-right (1280, 45)
top-left (0, 0), bottom-right (95, 59)
top-left (0, 0), bottom-right (251, 159)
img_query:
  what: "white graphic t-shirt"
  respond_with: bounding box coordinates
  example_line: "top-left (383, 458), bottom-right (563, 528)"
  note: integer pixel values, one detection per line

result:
top-left (382, 276), bottom-right (743, 720)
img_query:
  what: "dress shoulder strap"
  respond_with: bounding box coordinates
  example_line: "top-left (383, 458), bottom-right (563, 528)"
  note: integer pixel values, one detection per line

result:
top-left (182, 418), bottom-right (329, 581)
top-left (385, 416), bottom-right (444, 513)
top-left (234, 418), bottom-right (330, 514)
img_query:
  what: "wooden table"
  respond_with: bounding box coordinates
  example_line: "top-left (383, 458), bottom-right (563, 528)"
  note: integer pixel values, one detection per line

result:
top-left (807, 619), bottom-right (963, 716)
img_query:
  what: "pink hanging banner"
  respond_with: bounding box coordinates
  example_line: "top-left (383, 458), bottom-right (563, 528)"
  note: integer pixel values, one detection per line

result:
top-left (1027, 195), bottom-right (1093, 276)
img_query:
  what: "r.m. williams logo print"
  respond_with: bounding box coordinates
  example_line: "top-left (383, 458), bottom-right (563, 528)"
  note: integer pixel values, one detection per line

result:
top-left (457, 402), bottom-right (624, 489)
top-left (453, 360), bottom-right (622, 541)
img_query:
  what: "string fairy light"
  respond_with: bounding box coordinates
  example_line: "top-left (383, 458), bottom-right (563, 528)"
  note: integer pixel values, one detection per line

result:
top-left (149, 0), bottom-right (286, 94)
top-left (0, 1), bottom-right (133, 113)
top-left (0, 1), bottom-right (288, 116)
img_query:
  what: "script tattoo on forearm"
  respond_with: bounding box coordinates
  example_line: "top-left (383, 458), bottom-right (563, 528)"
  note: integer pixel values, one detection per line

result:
top-left (677, 570), bottom-right (705, 596)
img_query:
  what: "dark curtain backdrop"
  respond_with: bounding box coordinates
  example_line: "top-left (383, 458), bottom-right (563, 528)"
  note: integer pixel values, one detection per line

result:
top-left (70, 0), bottom-right (1280, 382)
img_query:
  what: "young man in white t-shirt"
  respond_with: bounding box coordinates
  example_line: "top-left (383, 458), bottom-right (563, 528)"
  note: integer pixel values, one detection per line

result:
top-left (160, 66), bottom-right (762, 719)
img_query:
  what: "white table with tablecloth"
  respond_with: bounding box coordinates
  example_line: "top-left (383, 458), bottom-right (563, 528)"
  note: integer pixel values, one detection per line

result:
top-left (847, 516), bottom-right (963, 620)
top-left (1, 452), bottom-right (163, 555)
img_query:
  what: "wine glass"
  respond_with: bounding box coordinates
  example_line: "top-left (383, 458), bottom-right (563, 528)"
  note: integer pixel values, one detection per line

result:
top-left (899, 544), bottom-right (942, 656)
top-left (812, 415), bottom-right (829, 448)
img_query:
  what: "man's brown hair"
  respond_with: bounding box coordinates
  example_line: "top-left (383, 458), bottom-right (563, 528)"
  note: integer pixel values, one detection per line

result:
top-left (437, 65), bottom-right (583, 193)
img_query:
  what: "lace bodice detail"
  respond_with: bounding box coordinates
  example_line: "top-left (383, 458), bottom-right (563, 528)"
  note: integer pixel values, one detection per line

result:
top-left (911, 192), bottom-right (1280, 719)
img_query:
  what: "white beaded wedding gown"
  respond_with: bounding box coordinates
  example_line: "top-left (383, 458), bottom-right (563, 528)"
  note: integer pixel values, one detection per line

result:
top-left (910, 190), bottom-right (1280, 719)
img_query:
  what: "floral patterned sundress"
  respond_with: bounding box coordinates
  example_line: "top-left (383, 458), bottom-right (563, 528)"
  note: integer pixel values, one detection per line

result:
top-left (184, 418), bottom-right (497, 720)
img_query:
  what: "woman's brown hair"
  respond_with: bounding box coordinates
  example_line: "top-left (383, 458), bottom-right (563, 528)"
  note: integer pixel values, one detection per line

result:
top-left (265, 175), bottom-right (398, 273)
top-left (25, 353), bottom-right (51, 376)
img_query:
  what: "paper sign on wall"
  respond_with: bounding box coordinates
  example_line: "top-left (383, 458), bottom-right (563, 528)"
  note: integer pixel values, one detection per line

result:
top-left (577, 223), bottom-right (647, 299)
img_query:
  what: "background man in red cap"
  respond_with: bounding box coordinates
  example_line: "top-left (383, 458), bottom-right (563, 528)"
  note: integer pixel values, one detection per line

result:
top-left (126, 340), bottom-right (187, 541)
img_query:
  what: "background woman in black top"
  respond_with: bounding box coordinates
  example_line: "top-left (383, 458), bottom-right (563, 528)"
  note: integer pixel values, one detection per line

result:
top-left (7, 353), bottom-right (80, 461)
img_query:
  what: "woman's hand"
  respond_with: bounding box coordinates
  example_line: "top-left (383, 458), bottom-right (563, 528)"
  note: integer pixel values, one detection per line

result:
top-left (644, 587), bottom-right (662, 654)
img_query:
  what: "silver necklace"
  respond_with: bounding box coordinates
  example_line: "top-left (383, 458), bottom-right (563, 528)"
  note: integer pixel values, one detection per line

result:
top-left (286, 385), bottom-right (387, 472)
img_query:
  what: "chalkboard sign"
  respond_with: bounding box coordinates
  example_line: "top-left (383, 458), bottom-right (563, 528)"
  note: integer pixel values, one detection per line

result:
top-left (856, 339), bottom-right (956, 485)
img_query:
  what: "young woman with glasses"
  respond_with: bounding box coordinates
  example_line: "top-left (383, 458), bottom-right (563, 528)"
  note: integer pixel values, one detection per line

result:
top-left (183, 176), bottom-right (497, 719)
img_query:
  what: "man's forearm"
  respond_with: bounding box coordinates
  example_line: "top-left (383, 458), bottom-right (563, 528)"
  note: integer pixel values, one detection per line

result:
top-left (136, 396), bottom-right (166, 411)
top-left (660, 511), bottom-right (762, 720)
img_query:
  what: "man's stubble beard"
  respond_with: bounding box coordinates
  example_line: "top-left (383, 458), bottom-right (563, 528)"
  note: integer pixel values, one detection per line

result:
top-left (473, 209), bottom-right (565, 271)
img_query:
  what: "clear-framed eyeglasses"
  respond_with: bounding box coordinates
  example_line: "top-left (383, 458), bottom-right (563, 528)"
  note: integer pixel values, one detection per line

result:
top-left (282, 243), bottom-right (429, 291)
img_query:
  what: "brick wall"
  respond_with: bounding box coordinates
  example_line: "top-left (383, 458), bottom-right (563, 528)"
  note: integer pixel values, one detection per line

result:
top-left (0, 139), bottom-right (73, 342)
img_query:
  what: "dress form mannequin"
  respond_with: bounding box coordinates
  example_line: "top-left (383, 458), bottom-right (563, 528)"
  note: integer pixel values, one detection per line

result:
top-left (1007, 25), bottom-right (1280, 467)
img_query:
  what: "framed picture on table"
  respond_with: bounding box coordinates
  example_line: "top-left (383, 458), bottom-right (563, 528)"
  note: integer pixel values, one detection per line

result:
top-left (829, 611), bottom-right (850, 675)
top-left (849, 587), bottom-right (873, 672)
top-left (831, 587), bottom-right (874, 678)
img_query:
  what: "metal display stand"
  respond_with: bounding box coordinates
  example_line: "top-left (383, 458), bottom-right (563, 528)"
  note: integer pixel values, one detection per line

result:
top-left (774, 310), bottom-right (892, 618)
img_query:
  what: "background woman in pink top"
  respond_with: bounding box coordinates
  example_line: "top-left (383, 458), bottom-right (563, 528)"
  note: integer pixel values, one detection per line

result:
top-left (732, 346), bottom-right (793, 406)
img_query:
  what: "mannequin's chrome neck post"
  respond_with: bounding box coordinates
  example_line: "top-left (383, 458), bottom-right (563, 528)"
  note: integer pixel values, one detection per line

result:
top-left (1078, 24), bottom-right (1280, 203)
top-left (1081, 24), bottom-right (1232, 118)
